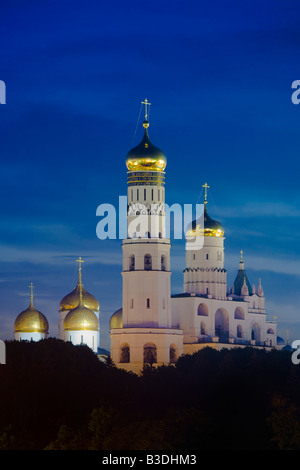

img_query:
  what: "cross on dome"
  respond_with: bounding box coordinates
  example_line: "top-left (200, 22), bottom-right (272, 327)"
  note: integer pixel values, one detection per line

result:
top-left (202, 182), bottom-right (210, 204)
top-left (29, 282), bottom-right (34, 306)
top-left (141, 98), bottom-right (151, 121)
top-left (77, 256), bottom-right (84, 285)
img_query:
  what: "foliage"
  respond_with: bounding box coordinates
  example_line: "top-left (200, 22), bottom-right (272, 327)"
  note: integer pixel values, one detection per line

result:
top-left (0, 340), bottom-right (299, 450)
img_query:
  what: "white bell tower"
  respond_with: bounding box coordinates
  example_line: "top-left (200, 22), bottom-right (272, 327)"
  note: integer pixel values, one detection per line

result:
top-left (184, 183), bottom-right (227, 300)
top-left (110, 100), bottom-right (183, 373)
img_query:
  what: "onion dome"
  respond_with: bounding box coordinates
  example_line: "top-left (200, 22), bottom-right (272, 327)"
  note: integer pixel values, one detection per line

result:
top-left (186, 183), bottom-right (224, 238)
top-left (186, 204), bottom-right (224, 238)
top-left (14, 283), bottom-right (49, 334)
top-left (109, 308), bottom-right (123, 329)
top-left (126, 119), bottom-right (167, 172)
top-left (60, 257), bottom-right (99, 312)
top-left (64, 283), bottom-right (99, 332)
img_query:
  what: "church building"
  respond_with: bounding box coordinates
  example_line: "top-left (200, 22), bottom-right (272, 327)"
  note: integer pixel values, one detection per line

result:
top-left (109, 100), bottom-right (277, 374)
top-left (12, 101), bottom-right (278, 373)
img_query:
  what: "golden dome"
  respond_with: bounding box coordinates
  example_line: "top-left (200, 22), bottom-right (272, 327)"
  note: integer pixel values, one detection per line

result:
top-left (109, 308), bottom-right (123, 329)
top-left (60, 257), bottom-right (99, 312)
top-left (186, 204), bottom-right (224, 238)
top-left (126, 120), bottom-right (167, 172)
top-left (60, 284), bottom-right (99, 312)
top-left (14, 289), bottom-right (49, 334)
top-left (64, 304), bottom-right (99, 331)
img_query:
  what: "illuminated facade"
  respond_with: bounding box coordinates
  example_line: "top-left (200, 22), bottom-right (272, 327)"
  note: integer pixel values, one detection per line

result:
top-left (172, 218), bottom-right (277, 353)
top-left (109, 101), bottom-right (277, 373)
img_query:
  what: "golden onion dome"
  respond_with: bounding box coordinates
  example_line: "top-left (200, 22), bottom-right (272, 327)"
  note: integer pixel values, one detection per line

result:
top-left (14, 303), bottom-right (49, 334)
top-left (126, 120), bottom-right (167, 172)
top-left (64, 303), bottom-right (99, 331)
top-left (60, 257), bottom-right (99, 312)
top-left (109, 308), bottom-right (123, 329)
top-left (60, 284), bottom-right (99, 312)
top-left (186, 204), bottom-right (224, 238)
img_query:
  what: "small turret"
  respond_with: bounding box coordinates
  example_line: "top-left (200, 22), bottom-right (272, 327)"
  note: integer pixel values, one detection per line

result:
top-left (241, 276), bottom-right (249, 296)
top-left (257, 278), bottom-right (264, 297)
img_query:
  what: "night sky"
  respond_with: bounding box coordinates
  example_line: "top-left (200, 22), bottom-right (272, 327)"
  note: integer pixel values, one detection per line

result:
top-left (1, 0), bottom-right (300, 350)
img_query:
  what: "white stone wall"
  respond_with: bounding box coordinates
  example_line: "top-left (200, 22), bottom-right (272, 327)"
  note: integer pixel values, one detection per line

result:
top-left (15, 331), bottom-right (47, 342)
top-left (171, 295), bottom-right (276, 348)
top-left (110, 327), bottom-right (183, 374)
top-left (64, 329), bottom-right (98, 353)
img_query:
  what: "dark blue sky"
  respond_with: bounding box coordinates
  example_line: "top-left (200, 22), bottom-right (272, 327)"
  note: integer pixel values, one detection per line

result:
top-left (1, 0), bottom-right (300, 349)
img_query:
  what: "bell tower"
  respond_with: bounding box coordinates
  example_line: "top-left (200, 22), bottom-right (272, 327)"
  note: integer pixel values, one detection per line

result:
top-left (184, 184), bottom-right (227, 300)
top-left (110, 100), bottom-right (183, 373)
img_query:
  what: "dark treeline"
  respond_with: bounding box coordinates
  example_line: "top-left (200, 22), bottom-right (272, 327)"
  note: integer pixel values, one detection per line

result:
top-left (0, 338), bottom-right (299, 450)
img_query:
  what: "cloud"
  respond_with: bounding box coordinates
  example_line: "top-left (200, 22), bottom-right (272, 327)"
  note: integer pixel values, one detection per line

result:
top-left (0, 243), bottom-right (122, 267)
top-left (225, 252), bottom-right (300, 277)
top-left (216, 202), bottom-right (300, 219)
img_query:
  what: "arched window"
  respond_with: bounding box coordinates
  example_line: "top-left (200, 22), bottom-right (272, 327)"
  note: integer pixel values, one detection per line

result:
top-left (146, 298), bottom-right (150, 308)
top-left (197, 303), bottom-right (209, 316)
top-left (215, 308), bottom-right (229, 340)
top-left (251, 322), bottom-right (261, 342)
top-left (161, 255), bottom-right (166, 271)
top-left (234, 307), bottom-right (245, 320)
top-left (170, 345), bottom-right (177, 364)
top-left (144, 254), bottom-right (152, 270)
top-left (129, 255), bottom-right (135, 271)
top-left (120, 344), bottom-right (130, 363)
top-left (144, 343), bottom-right (157, 364)
top-left (200, 321), bottom-right (207, 335)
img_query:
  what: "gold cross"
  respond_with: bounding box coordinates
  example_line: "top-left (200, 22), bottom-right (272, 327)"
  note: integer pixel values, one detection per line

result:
top-left (141, 98), bottom-right (151, 120)
top-left (77, 256), bottom-right (84, 272)
top-left (202, 182), bottom-right (210, 204)
top-left (29, 282), bottom-right (34, 305)
top-left (240, 250), bottom-right (243, 262)
top-left (77, 256), bottom-right (84, 285)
